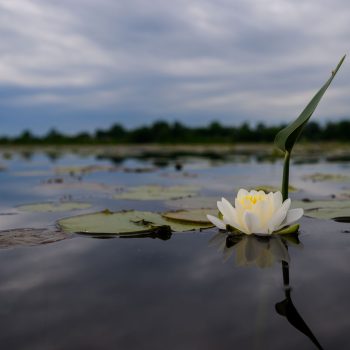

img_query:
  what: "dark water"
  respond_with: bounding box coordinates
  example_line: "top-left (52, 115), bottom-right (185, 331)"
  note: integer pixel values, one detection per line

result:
top-left (0, 150), bottom-right (349, 349)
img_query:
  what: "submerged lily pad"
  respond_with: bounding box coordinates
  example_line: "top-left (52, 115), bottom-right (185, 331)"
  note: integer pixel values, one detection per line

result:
top-left (58, 210), bottom-right (212, 234)
top-left (114, 185), bottom-right (200, 201)
top-left (17, 202), bottom-right (91, 212)
top-left (293, 200), bottom-right (350, 220)
top-left (162, 209), bottom-right (217, 224)
top-left (0, 228), bottom-right (69, 248)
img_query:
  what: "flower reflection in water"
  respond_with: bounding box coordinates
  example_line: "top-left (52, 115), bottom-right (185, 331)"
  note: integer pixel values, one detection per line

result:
top-left (209, 232), bottom-right (298, 268)
top-left (277, 262), bottom-right (323, 350)
top-left (210, 232), bottom-right (323, 349)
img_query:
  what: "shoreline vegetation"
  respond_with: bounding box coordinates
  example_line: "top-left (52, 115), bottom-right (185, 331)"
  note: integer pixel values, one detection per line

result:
top-left (1, 143), bottom-right (349, 163)
top-left (0, 120), bottom-right (349, 145)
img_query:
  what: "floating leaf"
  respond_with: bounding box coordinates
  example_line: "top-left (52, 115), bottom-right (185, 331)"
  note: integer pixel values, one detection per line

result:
top-left (54, 165), bottom-right (116, 176)
top-left (302, 173), bottom-right (350, 182)
top-left (252, 185), bottom-right (298, 193)
top-left (13, 170), bottom-right (53, 177)
top-left (17, 202), bottom-right (91, 212)
top-left (40, 181), bottom-right (117, 192)
top-left (114, 185), bottom-right (200, 201)
top-left (162, 209), bottom-right (217, 224)
top-left (275, 56), bottom-right (345, 153)
top-left (0, 228), bottom-right (69, 248)
top-left (58, 210), bottom-right (211, 235)
top-left (293, 199), bottom-right (350, 220)
top-left (166, 196), bottom-right (218, 209)
top-left (333, 217), bottom-right (350, 223)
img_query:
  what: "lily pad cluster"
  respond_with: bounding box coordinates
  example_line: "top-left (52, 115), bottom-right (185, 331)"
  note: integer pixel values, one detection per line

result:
top-left (293, 199), bottom-right (350, 221)
top-left (302, 173), bottom-right (350, 182)
top-left (58, 209), bottom-right (215, 235)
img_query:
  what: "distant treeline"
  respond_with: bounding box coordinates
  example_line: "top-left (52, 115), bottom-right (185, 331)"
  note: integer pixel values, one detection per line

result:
top-left (1, 120), bottom-right (349, 145)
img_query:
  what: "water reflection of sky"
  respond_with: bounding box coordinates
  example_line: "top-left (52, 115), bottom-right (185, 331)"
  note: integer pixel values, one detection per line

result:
top-left (0, 152), bottom-right (349, 349)
top-left (0, 217), bottom-right (349, 349)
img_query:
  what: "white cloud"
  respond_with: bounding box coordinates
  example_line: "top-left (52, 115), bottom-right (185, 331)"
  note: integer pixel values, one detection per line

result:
top-left (0, 0), bottom-right (113, 87)
top-left (0, 0), bottom-right (349, 129)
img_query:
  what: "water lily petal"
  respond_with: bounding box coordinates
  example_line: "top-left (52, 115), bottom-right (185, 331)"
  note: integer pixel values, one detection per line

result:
top-left (220, 198), bottom-right (240, 228)
top-left (217, 201), bottom-right (226, 216)
top-left (207, 215), bottom-right (226, 230)
top-left (221, 198), bottom-right (236, 217)
top-left (276, 208), bottom-right (304, 231)
top-left (237, 188), bottom-right (249, 199)
top-left (273, 191), bottom-right (283, 211)
top-left (257, 190), bottom-right (266, 197)
top-left (268, 198), bottom-right (291, 233)
top-left (243, 211), bottom-right (261, 235)
top-left (218, 200), bottom-right (235, 227)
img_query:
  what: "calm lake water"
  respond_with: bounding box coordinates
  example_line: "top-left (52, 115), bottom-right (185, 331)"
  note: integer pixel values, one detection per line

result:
top-left (0, 146), bottom-right (349, 349)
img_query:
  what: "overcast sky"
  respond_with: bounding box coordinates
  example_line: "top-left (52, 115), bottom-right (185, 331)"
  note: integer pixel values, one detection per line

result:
top-left (0, 0), bottom-right (349, 135)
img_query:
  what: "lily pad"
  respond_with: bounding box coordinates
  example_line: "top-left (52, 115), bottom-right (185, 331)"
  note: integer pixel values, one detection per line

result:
top-left (13, 170), bottom-right (53, 177)
top-left (0, 228), bottom-right (69, 248)
top-left (302, 173), bottom-right (350, 182)
top-left (40, 181), bottom-right (117, 192)
top-left (252, 185), bottom-right (298, 193)
top-left (58, 210), bottom-right (212, 235)
top-left (54, 165), bottom-right (116, 176)
top-left (162, 209), bottom-right (217, 224)
top-left (293, 199), bottom-right (350, 220)
top-left (166, 196), bottom-right (218, 209)
top-left (17, 202), bottom-right (92, 212)
top-left (114, 185), bottom-right (200, 201)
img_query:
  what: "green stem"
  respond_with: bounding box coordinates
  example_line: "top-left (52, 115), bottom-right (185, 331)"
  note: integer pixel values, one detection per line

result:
top-left (282, 151), bottom-right (291, 201)
top-left (282, 260), bottom-right (290, 288)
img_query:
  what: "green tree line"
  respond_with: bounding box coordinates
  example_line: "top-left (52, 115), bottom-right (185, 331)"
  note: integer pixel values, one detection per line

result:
top-left (0, 120), bottom-right (349, 145)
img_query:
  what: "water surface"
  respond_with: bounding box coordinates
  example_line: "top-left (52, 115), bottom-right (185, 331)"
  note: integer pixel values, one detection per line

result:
top-left (0, 147), bottom-right (349, 349)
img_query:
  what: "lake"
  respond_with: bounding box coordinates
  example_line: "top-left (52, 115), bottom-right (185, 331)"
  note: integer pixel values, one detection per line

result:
top-left (0, 145), bottom-right (349, 350)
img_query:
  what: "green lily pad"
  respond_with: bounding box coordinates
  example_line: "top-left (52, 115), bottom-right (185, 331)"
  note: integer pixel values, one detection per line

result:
top-left (293, 200), bottom-right (350, 220)
top-left (17, 202), bottom-right (92, 212)
top-left (252, 185), bottom-right (298, 193)
top-left (162, 209), bottom-right (217, 224)
top-left (166, 196), bottom-right (218, 209)
top-left (40, 181), bottom-right (117, 192)
top-left (54, 165), bottom-right (116, 176)
top-left (114, 185), bottom-right (200, 201)
top-left (58, 210), bottom-right (211, 235)
top-left (302, 173), bottom-right (350, 182)
top-left (13, 170), bottom-right (53, 177)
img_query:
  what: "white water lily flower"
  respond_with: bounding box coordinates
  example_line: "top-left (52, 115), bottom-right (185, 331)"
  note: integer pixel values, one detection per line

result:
top-left (207, 189), bottom-right (303, 235)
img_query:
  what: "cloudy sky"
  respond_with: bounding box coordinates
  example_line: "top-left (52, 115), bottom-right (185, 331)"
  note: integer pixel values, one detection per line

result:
top-left (0, 0), bottom-right (349, 135)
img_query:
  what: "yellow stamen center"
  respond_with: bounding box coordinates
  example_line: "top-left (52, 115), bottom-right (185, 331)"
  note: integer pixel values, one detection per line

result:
top-left (239, 194), bottom-right (265, 209)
